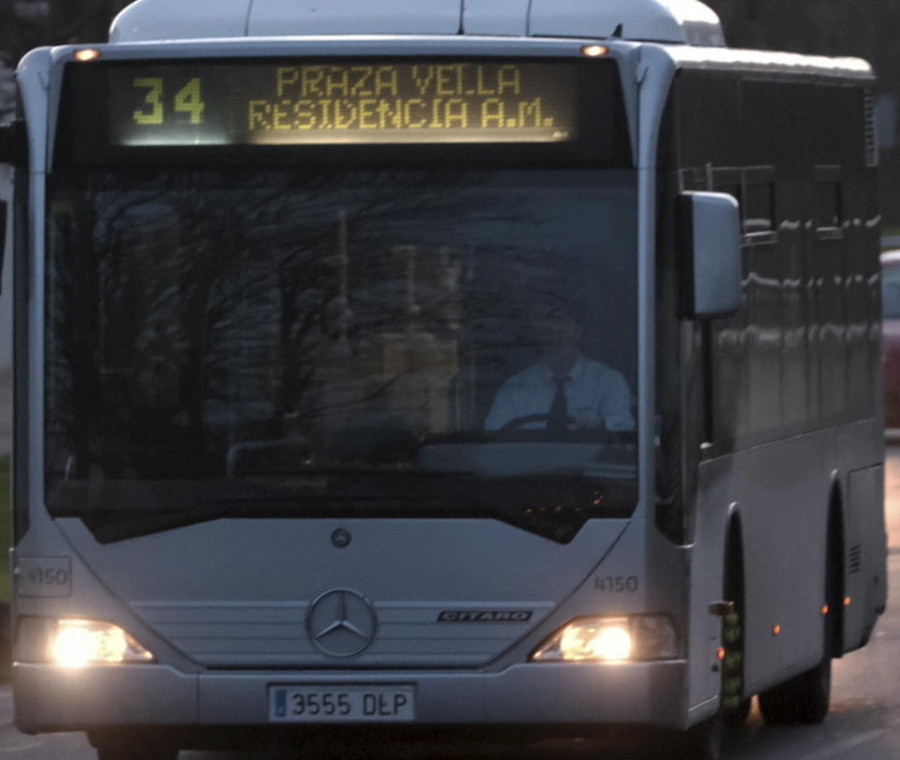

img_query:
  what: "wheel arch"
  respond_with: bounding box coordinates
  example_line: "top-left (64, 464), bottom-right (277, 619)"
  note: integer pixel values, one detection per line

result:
top-left (720, 506), bottom-right (748, 719)
top-left (723, 505), bottom-right (745, 603)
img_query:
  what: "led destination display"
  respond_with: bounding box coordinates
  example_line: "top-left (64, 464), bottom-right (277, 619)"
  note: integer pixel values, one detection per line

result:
top-left (108, 61), bottom-right (579, 146)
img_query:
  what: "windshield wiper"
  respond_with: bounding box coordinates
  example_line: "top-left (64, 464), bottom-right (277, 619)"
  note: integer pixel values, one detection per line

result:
top-left (48, 471), bottom-right (635, 545)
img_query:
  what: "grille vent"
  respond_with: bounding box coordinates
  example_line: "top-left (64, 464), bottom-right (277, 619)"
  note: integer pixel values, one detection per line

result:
top-left (864, 88), bottom-right (878, 167)
top-left (848, 544), bottom-right (863, 574)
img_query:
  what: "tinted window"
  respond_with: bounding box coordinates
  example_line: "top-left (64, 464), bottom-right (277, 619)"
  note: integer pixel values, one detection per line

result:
top-left (44, 167), bottom-right (640, 540)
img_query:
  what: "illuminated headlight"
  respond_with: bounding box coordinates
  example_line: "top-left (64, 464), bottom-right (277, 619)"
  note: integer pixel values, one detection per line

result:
top-left (530, 615), bottom-right (677, 662)
top-left (52, 619), bottom-right (155, 667)
top-left (17, 617), bottom-right (155, 667)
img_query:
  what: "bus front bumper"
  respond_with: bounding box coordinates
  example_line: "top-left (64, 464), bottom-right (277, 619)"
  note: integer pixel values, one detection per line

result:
top-left (13, 660), bottom-right (689, 735)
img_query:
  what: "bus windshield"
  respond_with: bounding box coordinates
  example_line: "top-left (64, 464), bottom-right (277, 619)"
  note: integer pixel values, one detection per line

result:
top-left (44, 167), bottom-right (638, 542)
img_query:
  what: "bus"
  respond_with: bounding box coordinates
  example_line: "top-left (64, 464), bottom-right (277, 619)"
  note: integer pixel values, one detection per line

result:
top-left (0, 0), bottom-right (887, 758)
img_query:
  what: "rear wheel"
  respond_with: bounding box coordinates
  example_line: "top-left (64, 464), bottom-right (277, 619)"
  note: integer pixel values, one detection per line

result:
top-left (758, 657), bottom-right (831, 725)
top-left (759, 522), bottom-right (839, 726)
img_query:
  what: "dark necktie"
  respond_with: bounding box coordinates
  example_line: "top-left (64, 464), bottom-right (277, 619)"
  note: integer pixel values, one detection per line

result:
top-left (547, 376), bottom-right (569, 431)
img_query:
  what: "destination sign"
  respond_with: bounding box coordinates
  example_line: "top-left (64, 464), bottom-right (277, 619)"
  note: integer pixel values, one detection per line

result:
top-left (107, 61), bottom-right (579, 146)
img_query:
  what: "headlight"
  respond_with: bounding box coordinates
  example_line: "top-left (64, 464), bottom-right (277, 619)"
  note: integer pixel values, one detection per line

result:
top-left (530, 615), bottom-right (677, 662)
top-left (16, 617), bottom-right (155, 667)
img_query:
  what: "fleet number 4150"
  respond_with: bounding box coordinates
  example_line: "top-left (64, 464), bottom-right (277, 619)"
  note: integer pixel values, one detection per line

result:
top-left (594, 575), bottom-right (639, 593)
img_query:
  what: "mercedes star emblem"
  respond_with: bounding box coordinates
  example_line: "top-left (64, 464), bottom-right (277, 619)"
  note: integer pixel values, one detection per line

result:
top-left (306, 588), bottom-right (378, 658)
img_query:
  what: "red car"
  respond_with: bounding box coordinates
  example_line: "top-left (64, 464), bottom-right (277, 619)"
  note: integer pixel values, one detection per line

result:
top-left (882, 250), bottom-right (900, 429)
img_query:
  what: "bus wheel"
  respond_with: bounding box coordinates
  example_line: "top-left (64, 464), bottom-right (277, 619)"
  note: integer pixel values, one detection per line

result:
top-left (89, 730), bottom-right (179, 760)
top-left (758, 656), bottom-right (831, 725)
top-left (721, 530), bottom-right (750, 727)
top-left (721, 607), bottom-right (750, 727)
top-left (674, 713), bottom-right (723, 760)
top-left (759, 538), bottom-right (837, 725)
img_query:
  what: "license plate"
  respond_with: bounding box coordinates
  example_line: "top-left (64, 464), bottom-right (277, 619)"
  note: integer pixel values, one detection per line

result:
top-left (269, 685), bottom-right (415, 722)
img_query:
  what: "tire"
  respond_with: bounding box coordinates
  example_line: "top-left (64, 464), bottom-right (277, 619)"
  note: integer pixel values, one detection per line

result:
top-left (680, 523), bottom-right (740, 759)
top-left (723, 696), bottom-right (751, 728)
top-left (758, 656), bottom-right (831, 725)
top-left (720, 607), bottom-right (749, 727)
top-left (721, 529), bottom-right (749, 728)
top-left (674, 713), bottom-right (723, 760)
top-left (759, 525), bottom-right (838, 726)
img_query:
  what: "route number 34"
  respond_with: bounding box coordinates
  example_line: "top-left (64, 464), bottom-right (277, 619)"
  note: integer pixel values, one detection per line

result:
top-left (594, 575), bottom-right (640, 593)
top-left (132, 77), bottom-right (205, 126)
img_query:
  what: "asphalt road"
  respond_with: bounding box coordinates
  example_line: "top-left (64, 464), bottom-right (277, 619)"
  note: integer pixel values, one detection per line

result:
top-left (3, 448), bottom-right (900, 759)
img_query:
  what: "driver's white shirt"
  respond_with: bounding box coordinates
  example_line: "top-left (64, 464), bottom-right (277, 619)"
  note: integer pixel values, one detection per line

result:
top-left (484, 356), bottom-right (634, 431)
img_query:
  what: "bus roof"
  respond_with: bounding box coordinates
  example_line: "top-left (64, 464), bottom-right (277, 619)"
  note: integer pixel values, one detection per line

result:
top-left (109, 0), bottom-right (725, 47)
top-left (666, 44), bottom-right (874, 80)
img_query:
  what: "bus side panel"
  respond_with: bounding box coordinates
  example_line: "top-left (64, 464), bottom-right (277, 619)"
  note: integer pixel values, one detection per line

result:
top-left (663, 68), bottom-right (884, 702)
top-left (692, 439), bottom-right (829, 700)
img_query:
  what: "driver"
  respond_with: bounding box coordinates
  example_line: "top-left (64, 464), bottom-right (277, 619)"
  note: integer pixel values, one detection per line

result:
top-left (484, 302), bottom-right (634, 432)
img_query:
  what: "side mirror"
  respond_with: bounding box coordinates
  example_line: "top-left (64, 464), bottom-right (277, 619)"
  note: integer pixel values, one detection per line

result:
top-left (678, 191), bottom-right (742, 319)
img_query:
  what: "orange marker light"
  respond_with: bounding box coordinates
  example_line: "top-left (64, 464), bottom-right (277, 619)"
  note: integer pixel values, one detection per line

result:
top-left (844, 596), bottom-right (852, 607)
top-left (581, 45), bottom-right (609, 58)
top-left (74, 49), bottom-right (101, 62)
top-left (821, 604), bottom-right (830, 615)
top-left (716, 647), bottom-right (726, 661)
top-left (772, 624), bottom-right (781, 635)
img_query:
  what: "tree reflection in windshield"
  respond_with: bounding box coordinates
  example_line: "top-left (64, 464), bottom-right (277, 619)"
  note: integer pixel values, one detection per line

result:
top-left (45, 168), bottom-right (638, 514)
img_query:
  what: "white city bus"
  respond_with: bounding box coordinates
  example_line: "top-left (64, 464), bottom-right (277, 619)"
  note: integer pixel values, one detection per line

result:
top-left (0, 1), bottom-right (887, 758)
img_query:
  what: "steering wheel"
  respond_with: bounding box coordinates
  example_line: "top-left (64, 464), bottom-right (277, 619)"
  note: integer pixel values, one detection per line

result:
top-left (499, 413), bottom-right (577, 431)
